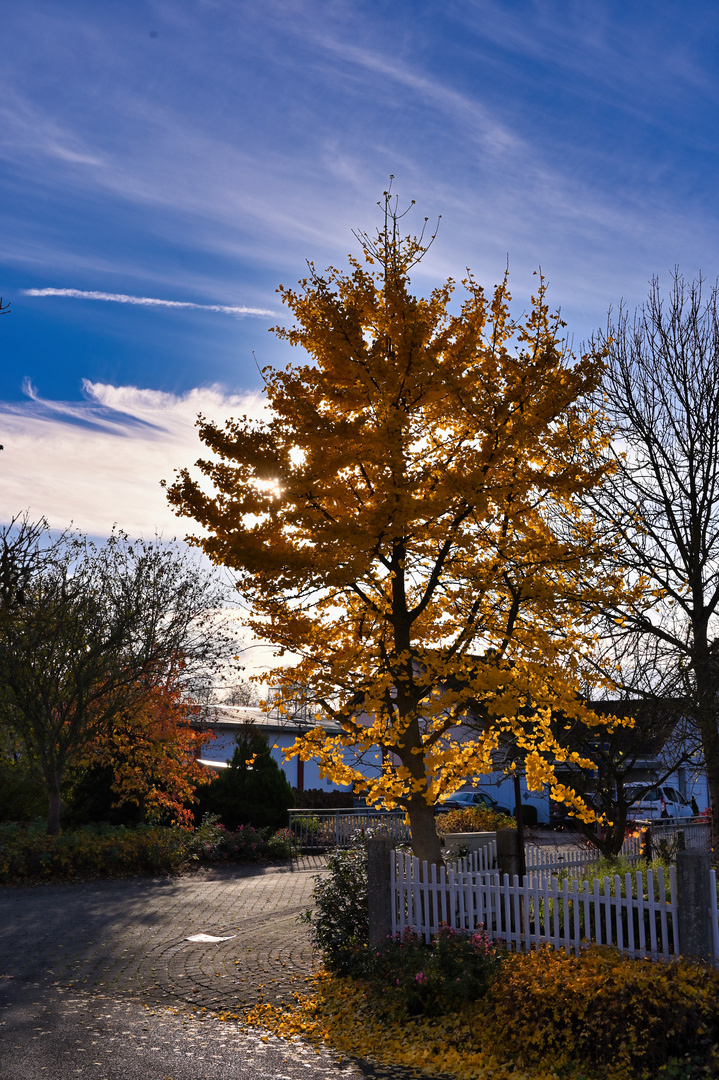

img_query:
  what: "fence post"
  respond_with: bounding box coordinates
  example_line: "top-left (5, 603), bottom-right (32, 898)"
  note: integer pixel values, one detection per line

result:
top-left (642, 827), bottom-right (652, 862)
top-left (497, 829), bottom-right (521, 879)
top-left (676, 850), bottom-right (713, 961)
top-left (367, 837), bottom-right (393, 946)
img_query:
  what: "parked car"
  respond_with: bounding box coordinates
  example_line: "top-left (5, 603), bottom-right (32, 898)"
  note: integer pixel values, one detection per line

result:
top-left (625, 784), bottom-right (694, 820)
top-left (436, 790), bottom-right (512, 815)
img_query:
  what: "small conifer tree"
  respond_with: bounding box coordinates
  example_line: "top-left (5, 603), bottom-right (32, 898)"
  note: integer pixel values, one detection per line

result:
top-left (200, 726), bottom-right (295, 830)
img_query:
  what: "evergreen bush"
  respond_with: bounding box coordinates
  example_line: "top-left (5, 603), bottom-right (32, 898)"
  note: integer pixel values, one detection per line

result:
top-left (198, 726), bottom-right (294, 830)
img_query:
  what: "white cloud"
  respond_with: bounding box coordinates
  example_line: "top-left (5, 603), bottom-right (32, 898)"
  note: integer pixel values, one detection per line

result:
top-left (23, 288), bottom-right (275, 317)
top-left (0, 380), bottom-right (266, 537)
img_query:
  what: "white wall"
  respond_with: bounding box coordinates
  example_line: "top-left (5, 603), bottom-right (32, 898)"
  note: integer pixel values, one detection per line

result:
top-left (199, 724), bottom-right (383, 794)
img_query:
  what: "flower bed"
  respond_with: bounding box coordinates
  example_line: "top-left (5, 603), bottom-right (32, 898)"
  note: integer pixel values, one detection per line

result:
top-left (274, 844), bottom-right (719, 1079)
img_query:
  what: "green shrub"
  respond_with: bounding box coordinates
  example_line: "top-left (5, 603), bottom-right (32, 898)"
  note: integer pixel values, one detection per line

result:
top-left (61, 763), bottom-right (146, 828)
top-left (364, 923), bottom-right (502, 1017)
top-left (0, 737), bottom-right (47, 823)
top-left (299, 845), bottom-right (369, 974)
top-left (0, 764), bottom-right (46, 823)
top-left (0, 821), bottom-right (190, 882)
top-left (197, 727), bottom-right (294, 830)
top-left (0, 815), bottom-right (298, 883)
top-left (266, 827), bottom-right (297, 859)
top-left (292, 813), bottom-right (321, 836)
top-left (188, 814), bottom-right (297, 862)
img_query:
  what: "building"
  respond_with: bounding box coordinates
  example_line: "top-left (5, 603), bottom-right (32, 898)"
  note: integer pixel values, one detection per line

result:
top-left (193, 703), bottom-right (383, 795)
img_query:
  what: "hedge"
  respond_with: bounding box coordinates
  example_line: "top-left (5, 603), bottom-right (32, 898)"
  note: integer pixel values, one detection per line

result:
top-left (0, 816), bottom-right (297, 884)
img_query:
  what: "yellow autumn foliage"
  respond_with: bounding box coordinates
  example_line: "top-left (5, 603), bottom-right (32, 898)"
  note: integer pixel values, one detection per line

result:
top-left (243, 948), bottom-right (719, 1080)
top-left (435, 805), bottom-right (515, 834)
top-left (167, 192), bottom-right (636, 863)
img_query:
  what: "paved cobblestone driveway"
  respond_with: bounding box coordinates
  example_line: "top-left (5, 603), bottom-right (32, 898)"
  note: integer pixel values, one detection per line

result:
top-left (0, 858), bottom-right (327, 1010)
top-left (0, 858), bottom-right (446, 1079)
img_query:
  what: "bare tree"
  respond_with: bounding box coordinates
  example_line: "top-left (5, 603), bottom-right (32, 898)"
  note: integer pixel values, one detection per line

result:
top-left (222, 680), bottom-right (260, 707)
top-left (587, 272), bottom-right (719, 834)
top-left (553, 700), bottom-right (700, 856)
top-left (0, 514), bottom-right (59, 614)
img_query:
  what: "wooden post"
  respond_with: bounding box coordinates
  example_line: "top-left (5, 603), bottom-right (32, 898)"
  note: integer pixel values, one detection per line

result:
top-left (513, 774), bottom-right (527, 880)
top-left (497, 828), bottom-right (521, 879)
top-left (676, 850), bottom-right (713, 961)
top-left (367, 837), bottom-right (393, 946)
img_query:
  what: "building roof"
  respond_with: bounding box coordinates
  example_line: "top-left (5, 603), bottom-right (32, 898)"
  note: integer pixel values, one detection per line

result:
top-left (190, 703), bottom-right (344, 737)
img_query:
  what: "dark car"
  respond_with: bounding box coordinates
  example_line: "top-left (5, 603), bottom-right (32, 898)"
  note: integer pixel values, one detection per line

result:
top-left (436, 790), bottom-right (511, 815)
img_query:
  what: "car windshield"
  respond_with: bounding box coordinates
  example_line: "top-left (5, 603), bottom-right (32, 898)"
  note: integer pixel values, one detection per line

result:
top-left (627, 786), bottom-right (660, 802)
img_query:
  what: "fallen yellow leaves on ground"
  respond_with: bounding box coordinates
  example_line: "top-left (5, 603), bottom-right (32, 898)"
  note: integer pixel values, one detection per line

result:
top-left (241, 949), bottom-right (719, 1080)
top-left (242, 971), bottom-right (555, 1080)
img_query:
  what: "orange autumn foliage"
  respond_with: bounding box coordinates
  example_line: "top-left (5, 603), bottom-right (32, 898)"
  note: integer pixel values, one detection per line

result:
top-left (78, 682), bottom-right (212, 829)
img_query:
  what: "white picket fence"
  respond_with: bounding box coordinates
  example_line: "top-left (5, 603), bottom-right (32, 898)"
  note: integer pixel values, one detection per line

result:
top-left (392, 850), bottom-right (679, 960)
top-left (450, 834), bottom-right (643, 881)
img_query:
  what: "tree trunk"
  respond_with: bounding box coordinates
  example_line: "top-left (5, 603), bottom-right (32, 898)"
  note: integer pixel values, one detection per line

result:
top-left (47, 776), bottom-right (61, 835)
top-left (395, 705), bottom-right (444, 866)
top-left (694, 697), bottom-right (719, 843)
top-left (591, 804), bottom-right (628, 859)
top-left (692, 643), bottom-right (719, 845)
top-left (406, 796), bottom-right (443, 865)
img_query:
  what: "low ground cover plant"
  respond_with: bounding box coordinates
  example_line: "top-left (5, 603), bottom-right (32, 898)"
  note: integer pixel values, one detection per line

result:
top-left (569, 856), bottom-right (677, 904)
top-left (485, 944), bottom-right (719, 1078)
top-left (246, 946), bottom-right (719, 1080)
top-left (0, 814), bottom-right (297, 883)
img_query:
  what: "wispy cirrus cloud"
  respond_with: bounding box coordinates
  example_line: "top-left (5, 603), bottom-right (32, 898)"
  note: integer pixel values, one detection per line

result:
top-left (0, 380), bottom-right (266, 537)
top-left (23, 288), bottom-right (275, 317)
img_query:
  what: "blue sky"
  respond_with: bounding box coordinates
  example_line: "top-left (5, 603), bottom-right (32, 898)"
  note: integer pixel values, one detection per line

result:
top-left (2, 0), bottom-right (719, 535)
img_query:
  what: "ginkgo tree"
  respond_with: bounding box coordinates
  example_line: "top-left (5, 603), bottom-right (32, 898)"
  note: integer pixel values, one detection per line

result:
top-left (167, 192), bottom-right (631, 864)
